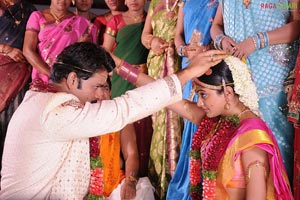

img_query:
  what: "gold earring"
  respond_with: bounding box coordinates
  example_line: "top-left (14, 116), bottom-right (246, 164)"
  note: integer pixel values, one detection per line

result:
top-left (224, 103), bottom-right (230, 110)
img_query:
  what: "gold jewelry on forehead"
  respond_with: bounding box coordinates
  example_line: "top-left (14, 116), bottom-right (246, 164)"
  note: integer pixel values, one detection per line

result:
top-left (55, 61), bottom-right (94, 74)
top-left (193, 78), bottom-right (234, 91)
top-left (195, 81), bottom-right (222, 90)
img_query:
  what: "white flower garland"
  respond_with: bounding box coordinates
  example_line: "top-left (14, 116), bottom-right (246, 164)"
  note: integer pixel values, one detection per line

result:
top-left (224, 56), bottom-right (260, 115)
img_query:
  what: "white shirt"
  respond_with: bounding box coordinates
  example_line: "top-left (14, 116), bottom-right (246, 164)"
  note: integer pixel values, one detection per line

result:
top-left (0, 75), bottom-right (182, 199)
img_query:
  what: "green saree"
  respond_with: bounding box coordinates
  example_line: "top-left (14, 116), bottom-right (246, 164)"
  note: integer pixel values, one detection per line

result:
top-left (110, 19), bottom-right (153, 178)
top-left (111, 22), bottom-right (149, 98)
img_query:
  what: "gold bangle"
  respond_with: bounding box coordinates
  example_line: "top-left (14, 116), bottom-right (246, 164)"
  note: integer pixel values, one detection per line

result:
top-left (285, 85), bottom-right (294, 93)
top-left (145, 34), bottom-right (154, 49)
top-left (125, 175), bottom-right (138, 185)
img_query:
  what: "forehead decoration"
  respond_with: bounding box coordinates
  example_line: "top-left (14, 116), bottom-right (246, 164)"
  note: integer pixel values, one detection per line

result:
top-left (194, 56), bottom-right (260, 115)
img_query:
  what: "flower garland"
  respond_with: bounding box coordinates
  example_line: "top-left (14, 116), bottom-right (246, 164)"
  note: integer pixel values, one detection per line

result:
top-left (189, 116), bottom-right (239, 200)
top-left (224, 56), bottom-right (259, 115)
top-left (87, 137), bottom-right (104, 200)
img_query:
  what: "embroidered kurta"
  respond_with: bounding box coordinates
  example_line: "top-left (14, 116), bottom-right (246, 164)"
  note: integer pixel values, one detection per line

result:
top-left (0, 75), bottom-right (181, 199)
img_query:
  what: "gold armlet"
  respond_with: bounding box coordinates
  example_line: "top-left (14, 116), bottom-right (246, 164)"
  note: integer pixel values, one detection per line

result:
top-left (105, 27), bottom-right (117, 37)
top-left (184, 101), bottom-right (195, 122)
top-left (246, 160), bottom-right (267, 184)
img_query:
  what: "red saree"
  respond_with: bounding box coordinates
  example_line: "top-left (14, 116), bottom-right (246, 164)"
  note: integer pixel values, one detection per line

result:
top-left (288, 51), bottom-right (300, 199)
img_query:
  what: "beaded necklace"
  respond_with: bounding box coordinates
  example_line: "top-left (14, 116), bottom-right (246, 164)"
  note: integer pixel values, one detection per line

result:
top-left (189, 116), bottom-right (239, 199)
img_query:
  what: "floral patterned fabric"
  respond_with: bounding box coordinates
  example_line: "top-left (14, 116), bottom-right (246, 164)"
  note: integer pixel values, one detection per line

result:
top-left (146, 0), bottom-right (182, 198)
top-left (221, 0), bottom-right (299, 182)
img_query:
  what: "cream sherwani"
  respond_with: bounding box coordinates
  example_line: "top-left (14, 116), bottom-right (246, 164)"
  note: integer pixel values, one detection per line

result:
top-left (0, 75), bottom-right (182, 200)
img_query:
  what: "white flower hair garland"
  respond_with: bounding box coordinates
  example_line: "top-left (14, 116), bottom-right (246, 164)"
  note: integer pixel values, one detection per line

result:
top-left (224, 56), bottom-right (260, 115)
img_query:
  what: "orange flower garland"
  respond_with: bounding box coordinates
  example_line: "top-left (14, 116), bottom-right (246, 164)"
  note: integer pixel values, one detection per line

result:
top-left (189, 116), bottom-right (239, 199)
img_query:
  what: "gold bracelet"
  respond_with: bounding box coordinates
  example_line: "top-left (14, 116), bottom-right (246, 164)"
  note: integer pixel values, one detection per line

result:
top-left (145, 34), bottom-right (154, 49)
top-left (285, 85), bottom-right (294, 93)
top-left (125, 175), bottom-right (138, 185)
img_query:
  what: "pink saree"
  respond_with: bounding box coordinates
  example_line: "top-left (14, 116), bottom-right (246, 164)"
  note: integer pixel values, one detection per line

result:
top-left (26, 11), bottom-right (97, 83)
top-left (217, 118), bottom-right (293, 200)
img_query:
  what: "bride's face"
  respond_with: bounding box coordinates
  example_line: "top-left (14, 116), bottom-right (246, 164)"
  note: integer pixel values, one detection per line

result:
top-left (196, 87), bottom-right (227, 118)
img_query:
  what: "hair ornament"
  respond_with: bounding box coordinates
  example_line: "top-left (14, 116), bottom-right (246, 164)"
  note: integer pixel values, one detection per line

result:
top-left (55, 61), bottom-right (94, 73)
top-left (224, 56), bottom-right (260, 115)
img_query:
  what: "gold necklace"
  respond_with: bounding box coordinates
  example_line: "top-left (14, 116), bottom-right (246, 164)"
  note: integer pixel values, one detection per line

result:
top-left (237, 108), bottom-right (251, 118)
top-left (128, 12), bottom-right (144, 22)
top-left (5, 0), bottom-right (24, 26)
top-left (243, 0), bottom-right (251, 9)
top-left (50, 9), bottom-right (66, 24)
top-left (166, 0), bottom-right (179, 19)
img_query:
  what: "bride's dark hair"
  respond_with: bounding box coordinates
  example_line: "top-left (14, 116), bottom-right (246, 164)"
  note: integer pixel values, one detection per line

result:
top-left (197, 60), bottom-right (234, 93)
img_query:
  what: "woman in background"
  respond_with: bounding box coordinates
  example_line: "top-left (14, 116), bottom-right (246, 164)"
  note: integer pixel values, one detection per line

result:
top-left (74, 0), bottom-right (97, 22)
top-left (211, 0), bottom-right (300, 183)
top-left (141, 0), bottom-right (181, 197)
top-left (288, 49), bottom-right (300, 199)
top-left (102, 0), bottom-right (152, 178)
top-left (0, 0), bottom-right (36, 175)
top-left (23, 0), bottom-right (97, 85)
top-left (94, 0), bottom-right (126, 45)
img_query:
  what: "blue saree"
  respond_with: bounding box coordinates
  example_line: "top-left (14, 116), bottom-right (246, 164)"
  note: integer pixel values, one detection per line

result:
top-left (166, 0), bottom-right (218, 199)
top-left (221, 0), bottom-right (299, 182)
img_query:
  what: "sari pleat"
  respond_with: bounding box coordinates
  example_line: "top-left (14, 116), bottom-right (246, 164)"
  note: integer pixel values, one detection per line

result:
top-left (166, 0), bottom-right (218, 198)
top-left (146, 1), bottom-right (182, 198)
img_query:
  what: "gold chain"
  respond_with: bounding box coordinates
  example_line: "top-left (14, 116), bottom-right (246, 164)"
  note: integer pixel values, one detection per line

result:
top-left (127, 12), bottom-right (145, 22)
top-left (50, 9), bottom-right (66, 24)
top-left (4, 0), bottom-right (24, 26)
